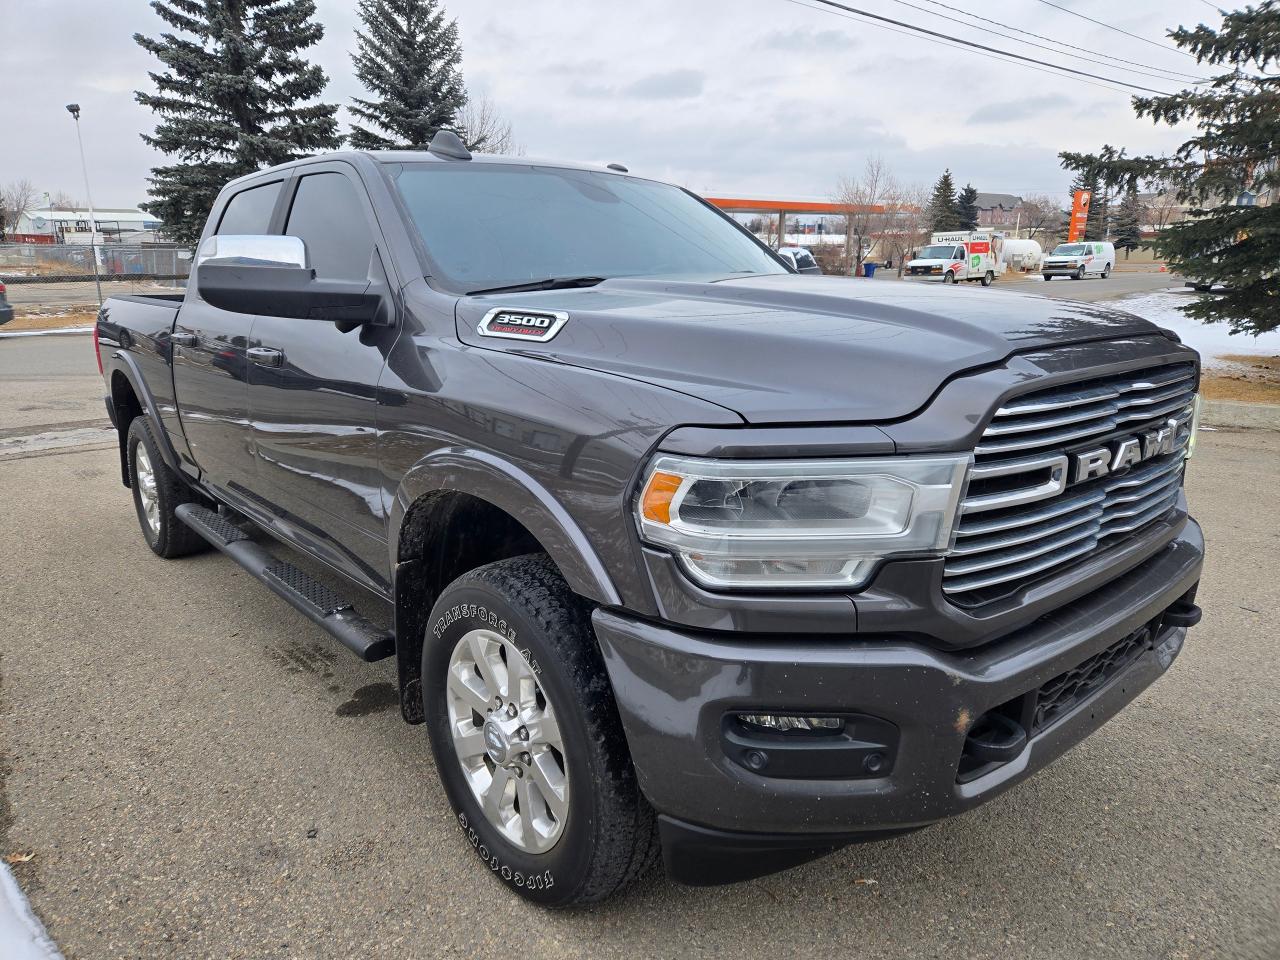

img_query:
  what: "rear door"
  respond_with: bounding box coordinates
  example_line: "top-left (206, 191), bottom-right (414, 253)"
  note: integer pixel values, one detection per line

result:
top-left (172, 178), bottom-right (285, 490)
top-left (245, 164), bottom-right (398, 593)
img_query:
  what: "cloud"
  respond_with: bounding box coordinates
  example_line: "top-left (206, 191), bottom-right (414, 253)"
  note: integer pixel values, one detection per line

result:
top-left (622, 69), bottom-right (705, 99)
top-left (968, 95), bottom-right (1073, 125)
top-left (757, 28), bottom-right (853, 51)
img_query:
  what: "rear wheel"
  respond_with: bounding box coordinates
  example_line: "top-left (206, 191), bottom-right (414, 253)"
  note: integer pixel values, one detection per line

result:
top-left (1101, 264), bottom-right (1112, 278)
top-left (423, 554), bottom-right (658, 906)
top-left (127, 418), bottom-right (206, 558)
top-left (981, 271), bottom-right (994, 287)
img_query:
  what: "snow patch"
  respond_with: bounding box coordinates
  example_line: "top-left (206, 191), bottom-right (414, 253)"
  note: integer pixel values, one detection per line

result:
top-left (0, 864), bottom-right (63, 960)
top-left (1113, 292), bottom-right (1280, 368)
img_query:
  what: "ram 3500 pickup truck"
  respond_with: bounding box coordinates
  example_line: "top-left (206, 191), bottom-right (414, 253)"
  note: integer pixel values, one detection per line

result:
top-left (97, 132), bottom-right (1205, 906)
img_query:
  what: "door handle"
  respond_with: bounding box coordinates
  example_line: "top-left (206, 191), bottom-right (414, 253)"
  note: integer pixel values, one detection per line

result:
top-left (247, 346), bottom-right (284, 367)
top-left (171, 331), bottom-right (197, 347)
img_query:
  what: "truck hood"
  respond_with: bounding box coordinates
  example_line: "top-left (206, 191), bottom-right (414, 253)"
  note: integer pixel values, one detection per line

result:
top-left (454, 274), bottom-right (1165, 424)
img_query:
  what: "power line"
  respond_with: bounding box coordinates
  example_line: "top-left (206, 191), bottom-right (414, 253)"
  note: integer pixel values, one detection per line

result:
top-left (909, 0), bottom-right (1211, 82)
top-left (795, 0), bottom-right (1175, 94)
top-left (884, 0), bottom-right (1207, 83)
top-left (780, 0), bottom-right (1157, 96)
top-left (1030, 0), bottom-right (1202, 60)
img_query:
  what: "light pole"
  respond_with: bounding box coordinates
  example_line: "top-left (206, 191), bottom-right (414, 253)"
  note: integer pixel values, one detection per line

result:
top-left (66, 103), bottom-right (102, 307)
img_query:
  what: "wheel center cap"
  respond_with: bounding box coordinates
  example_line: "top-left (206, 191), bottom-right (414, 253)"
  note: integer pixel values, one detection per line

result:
top-left (483, 717), bottom-right (511, 764)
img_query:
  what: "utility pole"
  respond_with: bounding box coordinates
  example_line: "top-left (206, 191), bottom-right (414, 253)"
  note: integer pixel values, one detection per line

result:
top-left (66, 103), bottom-right (103, 307)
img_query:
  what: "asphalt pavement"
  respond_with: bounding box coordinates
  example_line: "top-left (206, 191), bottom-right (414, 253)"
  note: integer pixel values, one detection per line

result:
top-left (1, 304), bottom-right (1277, 960)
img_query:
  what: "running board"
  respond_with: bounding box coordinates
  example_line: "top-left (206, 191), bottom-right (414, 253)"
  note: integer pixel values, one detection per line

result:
top-left (175, 503), bottom-right (395, 662)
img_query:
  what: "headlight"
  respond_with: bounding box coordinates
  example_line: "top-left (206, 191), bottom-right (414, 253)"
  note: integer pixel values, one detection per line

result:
top-left (636, 454), bottom-right (971, 589)
top-left (1186, 393), bottom-right (1203, 459)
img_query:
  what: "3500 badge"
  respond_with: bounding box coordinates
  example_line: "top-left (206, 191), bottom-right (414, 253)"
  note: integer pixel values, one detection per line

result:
top-left (477, 308), bottom-right (569, 343)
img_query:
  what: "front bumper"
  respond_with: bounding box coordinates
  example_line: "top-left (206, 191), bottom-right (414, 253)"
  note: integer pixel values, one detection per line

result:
top-left (594, 520), bottom-right (1203, 882)
top-left (1042, 264), bottom-right (1082, 275)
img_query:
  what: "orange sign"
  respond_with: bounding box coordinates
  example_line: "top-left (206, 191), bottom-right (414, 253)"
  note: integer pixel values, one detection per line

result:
top-left (1067, 190), bottom-right (1091, 242)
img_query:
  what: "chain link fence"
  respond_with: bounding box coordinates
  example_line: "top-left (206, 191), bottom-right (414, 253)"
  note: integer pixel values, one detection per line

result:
top-left (0, 243), bottom-right (192, 284)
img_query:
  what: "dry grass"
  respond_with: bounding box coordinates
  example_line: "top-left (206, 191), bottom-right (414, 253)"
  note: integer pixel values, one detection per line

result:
top-left (5, 307), bottom-right (98, 332)
top-left (1202, 354), bottom-right (1280, 404)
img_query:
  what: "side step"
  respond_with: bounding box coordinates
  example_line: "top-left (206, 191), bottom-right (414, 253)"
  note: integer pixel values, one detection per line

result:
top-left (175, 503), bottom-right (395, 662)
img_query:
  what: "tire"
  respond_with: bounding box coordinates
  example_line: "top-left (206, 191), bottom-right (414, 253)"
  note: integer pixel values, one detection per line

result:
top-left (126, 417), bottom-right (206, 558)
top-left (981, 271), bottom-right (994, 287)
top-left (943, 271), bottom-right (956, 284)
top-left (1042, 274), bottom-right (1053, 281)
top-left (1073, 266), bottom-right (1085, 280)
top-left (1101, 264), bottom-right (1111, 278)
top-left (422, 554), bottom-right (658, 906)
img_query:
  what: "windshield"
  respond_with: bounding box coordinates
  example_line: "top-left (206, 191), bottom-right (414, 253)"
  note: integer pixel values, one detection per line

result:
top-left (1051, 244), bottom-right (1090, 256)
top-left (917, 245), bottom-right (962, 260)
top-left (389, 163), bottom-right (784, 292)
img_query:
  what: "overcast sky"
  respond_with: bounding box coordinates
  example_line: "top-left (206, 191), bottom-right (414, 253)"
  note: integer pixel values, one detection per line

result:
top-left (4, 0), bottom-right (1221, 211)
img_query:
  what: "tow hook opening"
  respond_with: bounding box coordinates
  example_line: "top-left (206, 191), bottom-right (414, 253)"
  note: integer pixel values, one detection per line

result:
top-left (958, 700), bottom-right (1029, 783)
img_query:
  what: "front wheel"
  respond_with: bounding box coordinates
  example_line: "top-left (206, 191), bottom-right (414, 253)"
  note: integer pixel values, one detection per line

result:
top-left (1073, 266), bottom-right (1085, 280)
top-left (943, 271), bottom-right (956, 284)
top-left (1042, 274), bottom-right (1053, 281)
top-left (423, 554), bottom-right (658, 906)
top-left (980, 271), bottom-right (994, 287)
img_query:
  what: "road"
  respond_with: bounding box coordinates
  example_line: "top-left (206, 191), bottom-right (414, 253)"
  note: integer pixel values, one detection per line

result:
top-left (1, 311), bottom-right (1277, 960)
top-left (873, 267), bottom-right (1183, 303)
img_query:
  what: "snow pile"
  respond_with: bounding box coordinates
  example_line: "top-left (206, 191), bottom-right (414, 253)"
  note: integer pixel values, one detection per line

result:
top-left (1113, 291), bottom-right (1280, 368)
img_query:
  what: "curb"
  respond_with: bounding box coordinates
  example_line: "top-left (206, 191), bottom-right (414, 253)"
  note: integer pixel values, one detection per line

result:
top-left (0, 863), bottom-right (63, 960)
top-left (0, 327), bottom-right (94, 339)
top-left (1202, 399), bottom-right (1280, 431)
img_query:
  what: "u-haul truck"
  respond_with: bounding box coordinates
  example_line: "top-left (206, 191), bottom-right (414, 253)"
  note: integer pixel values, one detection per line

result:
top-left (905, 231), bottom-right (1005, 286)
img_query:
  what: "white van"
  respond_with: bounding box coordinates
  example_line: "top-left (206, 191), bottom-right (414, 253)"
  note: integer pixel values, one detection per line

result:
top-left (1042, 241), bottom-right (1114, 280)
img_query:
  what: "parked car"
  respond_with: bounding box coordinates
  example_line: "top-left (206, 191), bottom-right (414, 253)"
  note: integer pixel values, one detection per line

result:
top-left (777, 245), bottom-right (822, 274)
top-left (0, 281), bottom-right (13, 325)
top-left (96, 133), bottom-right (1205, 906)
top-left (1043, 241), bottom-right (1115, 280)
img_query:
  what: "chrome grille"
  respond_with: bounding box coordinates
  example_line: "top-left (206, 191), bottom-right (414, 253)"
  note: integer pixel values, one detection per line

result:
top-left (945, 363), bottom-right (1197, 605)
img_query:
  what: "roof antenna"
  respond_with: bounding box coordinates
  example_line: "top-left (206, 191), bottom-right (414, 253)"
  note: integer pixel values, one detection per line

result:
top-left (607, 163), bottom-right (628, 173)
top-left (428, 129), bottom-right (472, 161)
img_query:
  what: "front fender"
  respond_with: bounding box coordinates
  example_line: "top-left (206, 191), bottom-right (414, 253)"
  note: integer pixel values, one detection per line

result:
top-left (389, 446), bottom-right (622, 606)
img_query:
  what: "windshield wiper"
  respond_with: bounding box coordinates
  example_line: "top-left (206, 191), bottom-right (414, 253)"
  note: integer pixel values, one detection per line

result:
top-left (466, 276), bottom-right (607, 296)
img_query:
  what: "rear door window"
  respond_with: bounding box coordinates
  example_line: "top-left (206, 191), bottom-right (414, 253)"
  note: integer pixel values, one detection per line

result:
top-left (216, 181), bottom-right (282, 235)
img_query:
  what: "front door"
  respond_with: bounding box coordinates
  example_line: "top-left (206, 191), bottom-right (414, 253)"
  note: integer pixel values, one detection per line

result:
top-left (245, 165), bottom-right (398, 593)
top-left (172, 178), bottom-right (285, 492)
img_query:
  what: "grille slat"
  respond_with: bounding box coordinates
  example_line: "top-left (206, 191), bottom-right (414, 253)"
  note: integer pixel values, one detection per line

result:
top-left (945, 362), bottom-right (1196, 604)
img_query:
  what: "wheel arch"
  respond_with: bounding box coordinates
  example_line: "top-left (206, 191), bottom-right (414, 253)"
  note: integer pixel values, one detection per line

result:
top-left (389, 447), bottom-right (622, 723)
top-left (106, 354), bottom-right (179, 487)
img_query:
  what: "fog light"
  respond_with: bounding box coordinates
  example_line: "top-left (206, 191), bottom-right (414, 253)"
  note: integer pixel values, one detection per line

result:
top-left (738, 714), bottom-right (843, 733)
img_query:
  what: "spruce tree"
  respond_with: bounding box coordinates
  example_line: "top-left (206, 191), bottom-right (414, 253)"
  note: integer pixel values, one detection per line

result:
top-left (1061, 1), bottom-right (1278, 334)
top-left (927, 170), bottom-right (962, 232)
top-left (956, 184), bottom-right (980, 231)
top-left (1113, 189), bottom-right (1144, 258)
top-left (135, 0), bottom-right (340, 246)
top-left (348, 0), bottom-right (468, 150)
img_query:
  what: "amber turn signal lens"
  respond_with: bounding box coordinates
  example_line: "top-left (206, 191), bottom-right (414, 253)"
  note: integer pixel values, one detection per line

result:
top-left (640, 472), bottom-right (683, 524)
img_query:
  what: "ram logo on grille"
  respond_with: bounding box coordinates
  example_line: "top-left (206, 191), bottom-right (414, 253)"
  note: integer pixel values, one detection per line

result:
top-left (1069, 417), bottom-right (1180, 484)
top-left (477, 308), bottom-right (569, 343)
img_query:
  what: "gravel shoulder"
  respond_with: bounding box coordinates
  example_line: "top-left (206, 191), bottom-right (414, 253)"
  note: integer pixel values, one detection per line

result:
top-left (0, 431), bottom-right (1276, 959)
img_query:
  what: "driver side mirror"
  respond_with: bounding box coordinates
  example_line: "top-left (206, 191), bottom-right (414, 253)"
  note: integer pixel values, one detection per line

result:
top-left (195, 234), bottom-right (386, 327)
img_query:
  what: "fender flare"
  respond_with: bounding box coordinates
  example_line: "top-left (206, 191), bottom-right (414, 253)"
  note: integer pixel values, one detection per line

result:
top-left (104, 350), bottom-right (183, 484)
top-left (388, 446), bottom-right (622, 607)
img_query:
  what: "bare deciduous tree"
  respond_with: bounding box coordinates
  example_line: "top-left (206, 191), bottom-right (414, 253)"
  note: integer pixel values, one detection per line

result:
top-left (0, 178), bottom-right (38, 237)
top-left (1015, 193), bottom-right (1065, 245)
top-left (833, 158), bottom-right (926, 276)
top-left (458, 93), bottom-right (521, 155)
top-left (49, 190), bottom-right (81, 211)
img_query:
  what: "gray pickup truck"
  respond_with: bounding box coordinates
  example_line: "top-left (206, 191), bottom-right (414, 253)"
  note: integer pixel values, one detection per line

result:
top-left (96, 132), bottom-right (1205, 906)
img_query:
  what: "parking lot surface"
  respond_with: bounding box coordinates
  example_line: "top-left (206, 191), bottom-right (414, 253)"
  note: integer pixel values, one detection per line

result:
top-left (1, 334), bottom-right (1277, 959)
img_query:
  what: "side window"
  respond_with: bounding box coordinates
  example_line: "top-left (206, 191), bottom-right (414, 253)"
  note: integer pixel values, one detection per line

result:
top-left (285, 173), bottom-right (375, 282)
top-left (216, 181), bottom-right (282, 235)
